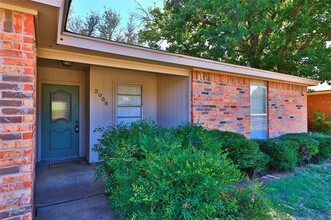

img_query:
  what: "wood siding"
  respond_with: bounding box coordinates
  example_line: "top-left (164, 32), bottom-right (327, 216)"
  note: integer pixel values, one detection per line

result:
top-left (37, 67), bottom-right (86, 161)
top-left (157, 74), bottom-right (190, 127)
top-left (88, 66), bottom-right (158, 162)
top-left (308, 93), bottom-right (331, 121)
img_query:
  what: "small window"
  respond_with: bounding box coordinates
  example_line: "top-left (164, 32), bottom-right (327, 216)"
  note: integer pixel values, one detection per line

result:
top-left (51, 90), bottom-right (71, 122)
top-left (250, 82), bottom-right (267, 139)
top-left (116, 84), bottom-right (142, 124)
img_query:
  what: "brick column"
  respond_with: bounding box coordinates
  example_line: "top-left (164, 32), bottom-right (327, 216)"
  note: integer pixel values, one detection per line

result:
top-left (0, 9), bottom-right (36, 220)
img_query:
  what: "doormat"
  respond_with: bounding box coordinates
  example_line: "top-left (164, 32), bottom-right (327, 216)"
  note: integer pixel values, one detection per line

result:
top-left (48, 160), bottom-right (80, 169)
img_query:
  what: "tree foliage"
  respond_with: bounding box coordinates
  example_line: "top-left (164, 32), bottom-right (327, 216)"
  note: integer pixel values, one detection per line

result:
top-left (98, 7), bottom-right (121, 41)
top-left (139, 0), bottom-right (331, 82)
top-left (66, 7), bottom-right (138, 44)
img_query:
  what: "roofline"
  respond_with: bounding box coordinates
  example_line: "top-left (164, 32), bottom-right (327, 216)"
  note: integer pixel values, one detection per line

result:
top-left (308, 90), bottom-right (331, 95)
top-left (52, 0), bottom-right (319, 86)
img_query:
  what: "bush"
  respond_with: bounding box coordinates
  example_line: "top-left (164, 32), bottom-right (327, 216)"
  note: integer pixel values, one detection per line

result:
top-left (175, 124), bottom-right (223, 155)
top-left (310, 112), bottom-right (331, 133)
top-left (310, 133), bottom-right (331, 161)
top-left (234, 182), bottom-right (275, 219)
top-left (280, 133), bottom-right (319, 164)
top-left (210, 130), bottom-right (270, 175)
top-left (94, 121), bottom-right (276, 219)
top-left (257, 139), bottom-right (299, 171)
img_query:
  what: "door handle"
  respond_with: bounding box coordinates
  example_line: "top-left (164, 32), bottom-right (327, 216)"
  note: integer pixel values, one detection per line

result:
top-left (75, 121), bottom-right (79, 133)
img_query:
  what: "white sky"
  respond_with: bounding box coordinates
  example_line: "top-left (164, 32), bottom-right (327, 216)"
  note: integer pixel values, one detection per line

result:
top-left (309, 82), bottom-right (331, 91)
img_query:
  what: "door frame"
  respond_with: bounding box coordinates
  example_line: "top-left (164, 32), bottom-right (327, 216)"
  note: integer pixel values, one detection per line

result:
top-left (37, 79), bottom-right (84, 162)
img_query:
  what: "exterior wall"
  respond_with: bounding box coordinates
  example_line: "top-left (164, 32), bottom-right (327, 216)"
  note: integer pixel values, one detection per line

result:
top-left (37, 67), bottom-right (86, 162)
top-left (0, 9), bottom-right (36, 220)
top-left (268, 82), bottom-right (307, 137)
top-left (157, 74), bottom-right (190, 127)
top-left (307, 93), bottom-right (331, 122)
top-left (191, 71), bottom-right (308, 139)
top-left (88, 66), bottom-right (158, 162)
top-left (191, 71), bottom-right (251, 137)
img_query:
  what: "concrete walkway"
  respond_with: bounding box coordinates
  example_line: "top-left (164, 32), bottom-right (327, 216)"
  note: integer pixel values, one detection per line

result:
top-left (34, 160), bottom-right (119, 220)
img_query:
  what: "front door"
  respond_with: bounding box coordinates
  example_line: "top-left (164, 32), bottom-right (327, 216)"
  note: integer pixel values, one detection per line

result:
top-left (41, 84), bottom-right (79, 160)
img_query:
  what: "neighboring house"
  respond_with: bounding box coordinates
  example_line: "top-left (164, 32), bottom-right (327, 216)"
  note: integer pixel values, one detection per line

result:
top-left (0, 0), bottom-right (319, 219)
top-left (307, 90), bottom-right (331, 125)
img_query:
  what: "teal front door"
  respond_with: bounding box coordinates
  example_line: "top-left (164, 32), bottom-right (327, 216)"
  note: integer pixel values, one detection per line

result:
top-left (41, 84), bottom-right (79, 160)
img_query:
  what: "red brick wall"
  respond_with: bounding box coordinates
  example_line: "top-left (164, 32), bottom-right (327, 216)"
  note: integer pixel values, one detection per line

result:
top-left (0, 9), bottom-right (36, 220)
top-left (268, 82), bottom-right (307, 138)
top-left (191, 71), bottom-right (308, 139)
top-left (191, 70), bottom-right (251, 137)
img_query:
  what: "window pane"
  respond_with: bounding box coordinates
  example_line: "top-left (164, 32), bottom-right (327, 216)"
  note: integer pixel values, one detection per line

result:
top-left (117, 84), bottom-right (143, 125)
top-left (117, 107), bottom-right (141, 117)
top-left (118, 85), bottom-right (141, 95)
top-left (117, 95), bottom-right (141, 106)
top-left (51, 90), bottom-right (71, 121)
top-left (251, 115), bottom-right (267, 139)
top-left (251, 85), bottom-right (267, 114)
top-left (117, 117), bottom-right (141, 124)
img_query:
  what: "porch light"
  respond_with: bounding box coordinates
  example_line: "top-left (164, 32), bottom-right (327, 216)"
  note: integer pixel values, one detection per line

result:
top-left (61, 60), bottom-right (73, 67)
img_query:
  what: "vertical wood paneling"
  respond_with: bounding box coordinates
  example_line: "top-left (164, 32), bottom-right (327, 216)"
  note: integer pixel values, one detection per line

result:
top-left (88, 66), bottom-right (158, 162)
top-left (157, 74), bottom-right (190, 127)
top-left (308, 93), bottom-right (331, 121)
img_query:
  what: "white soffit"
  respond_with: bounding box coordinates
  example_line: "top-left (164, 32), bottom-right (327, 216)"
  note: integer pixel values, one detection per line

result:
top-left (37, 48), bottom-right (190, 76)
top-left (30, 0), bottom-right (63, 8)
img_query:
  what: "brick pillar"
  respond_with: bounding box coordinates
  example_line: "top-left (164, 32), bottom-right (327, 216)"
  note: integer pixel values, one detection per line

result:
top-left (0, 9), bottom-right (36, 220)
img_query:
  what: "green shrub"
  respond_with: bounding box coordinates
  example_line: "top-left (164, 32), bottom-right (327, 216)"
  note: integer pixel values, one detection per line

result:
top-left (307, 133), bottom-right (331, 163)
top-left (310, 112), bottom-right (331, 133)
top-left (280, 133), bottom-right (319, 164)
top-left (175, 124), bottom-right (223, 155)
top-left (210, 130), bottom-right (270, 175)
top-left (257, 139), bottom-right (299, 171)
top-left (234, 182), bottom-right (275, 219)
top-left (94, 121), bottom-right (276, 219)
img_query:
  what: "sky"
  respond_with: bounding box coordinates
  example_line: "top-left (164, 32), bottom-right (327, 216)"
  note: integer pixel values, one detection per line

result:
top-left (70, 0), bottom-right (163, 30)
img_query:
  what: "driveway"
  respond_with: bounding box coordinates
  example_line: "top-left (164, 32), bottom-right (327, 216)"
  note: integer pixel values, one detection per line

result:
top-left (34, 160), bottom-right (118, 220)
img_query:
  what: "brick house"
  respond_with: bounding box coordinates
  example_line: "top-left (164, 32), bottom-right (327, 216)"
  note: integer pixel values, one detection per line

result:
top-left (0, 0), bottom-right (319, 219)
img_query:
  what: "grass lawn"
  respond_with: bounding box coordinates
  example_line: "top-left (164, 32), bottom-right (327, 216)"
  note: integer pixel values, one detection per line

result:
top-left (265, 162), bottom-right (331, 220)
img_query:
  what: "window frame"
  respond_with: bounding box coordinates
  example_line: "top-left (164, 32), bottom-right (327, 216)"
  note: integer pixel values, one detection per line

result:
top-left (250, 81), bottom-right (268, 139)
top-left (115, 83), bottom-right (143, 124)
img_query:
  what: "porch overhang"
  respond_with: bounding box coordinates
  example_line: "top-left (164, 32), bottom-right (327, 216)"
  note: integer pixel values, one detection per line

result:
top-left (37, 48), bottom-right (190, 76)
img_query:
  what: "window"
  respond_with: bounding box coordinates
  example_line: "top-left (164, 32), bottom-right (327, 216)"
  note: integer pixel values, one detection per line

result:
top-left (250, 82), bottom-right (267, 139)
top-left (51, 90), bottom-right (71, 122)
top-left (116, 84), bottom-right (142, 124)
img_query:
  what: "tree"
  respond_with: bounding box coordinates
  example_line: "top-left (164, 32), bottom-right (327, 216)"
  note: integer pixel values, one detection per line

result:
top-left (99, 7), bottom-right (121, 40)
top-left (66, 7), bottom-right (84, 34)
top-left (139, 0), bottom-right (331, 83)
top-left (81, 10), bottom-right (100, 36)
top-left (124, 15), bottom-right (138, 44)
top-left (66, 8), bottom-right (100, 37)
